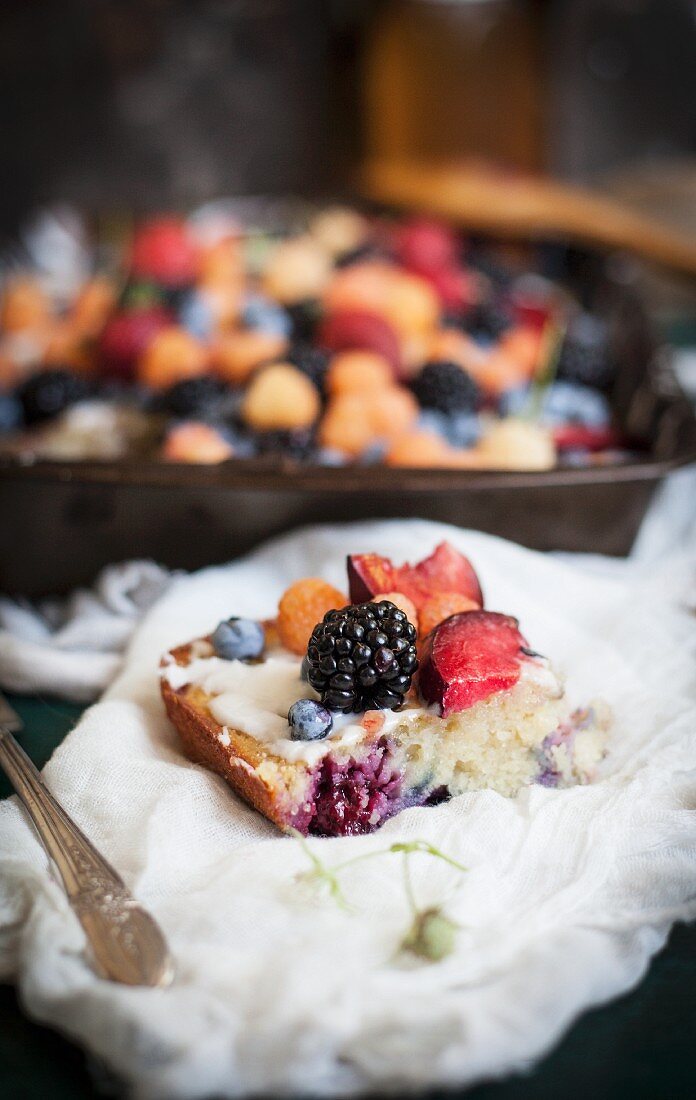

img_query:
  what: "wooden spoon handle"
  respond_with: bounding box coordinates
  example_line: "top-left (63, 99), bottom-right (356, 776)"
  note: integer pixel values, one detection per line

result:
top-left (361, 160), bottom-right (696, 276)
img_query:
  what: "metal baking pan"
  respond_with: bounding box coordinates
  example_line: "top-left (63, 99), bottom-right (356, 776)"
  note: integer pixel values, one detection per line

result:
top-left (1, 266), bottom-right (694, 598)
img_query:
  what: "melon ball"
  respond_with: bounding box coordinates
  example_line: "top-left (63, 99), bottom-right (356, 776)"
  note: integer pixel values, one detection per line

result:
top-left (262, 235), bottom-right (332, 304)
top-left (1, 277), bottom-right (51, 333)
top-left (212, 330), bottom-right (287, 385)
top-left (475, 418), bottom-right (556, 470)
top-left (326, 350), bottom-right (394, 395)
top-left (162, 422), bottom-right (234, 464)
top-left (310, 207), bottom-right (369, 257)
top-left (137, 327), bottom-right (209, 389)
top-left (242, 363), bottom-right (321, 431)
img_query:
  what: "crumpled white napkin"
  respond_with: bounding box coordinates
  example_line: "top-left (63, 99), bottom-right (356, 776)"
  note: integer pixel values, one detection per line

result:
top-left (0, 519), bottom-right (695, 1100)
top-left (0, 561), bottom-right (172, 701)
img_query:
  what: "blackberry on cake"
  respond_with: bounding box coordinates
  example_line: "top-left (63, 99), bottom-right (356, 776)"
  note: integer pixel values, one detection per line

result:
top-left (305, 601), bottom-right (418, 712)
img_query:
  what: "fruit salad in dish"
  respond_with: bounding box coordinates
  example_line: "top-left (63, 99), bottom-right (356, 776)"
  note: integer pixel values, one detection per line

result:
top-left (160, 543), bottom-right (609, 836)
top-left (0, 204), bottom-right (629, 471)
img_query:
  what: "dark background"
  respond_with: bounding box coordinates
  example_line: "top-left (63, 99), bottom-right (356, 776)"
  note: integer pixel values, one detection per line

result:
top-left (0, 0), bottom-right (693, 235)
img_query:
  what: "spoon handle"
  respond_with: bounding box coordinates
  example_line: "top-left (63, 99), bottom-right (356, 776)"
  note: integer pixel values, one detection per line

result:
top-left (0, 726), bottom-right (173, 987)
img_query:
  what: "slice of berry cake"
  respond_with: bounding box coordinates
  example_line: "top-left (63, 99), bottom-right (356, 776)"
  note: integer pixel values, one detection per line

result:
top-left (160, 543), bottom-right (609, 836)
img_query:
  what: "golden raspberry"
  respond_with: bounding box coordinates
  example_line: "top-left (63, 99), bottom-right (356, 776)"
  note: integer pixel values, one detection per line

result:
top-left (277, 578), bottom-right (348, 655)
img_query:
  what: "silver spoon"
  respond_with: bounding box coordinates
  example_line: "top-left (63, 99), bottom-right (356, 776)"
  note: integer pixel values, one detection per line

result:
top-left (0, 699), bottom-right (173, 987)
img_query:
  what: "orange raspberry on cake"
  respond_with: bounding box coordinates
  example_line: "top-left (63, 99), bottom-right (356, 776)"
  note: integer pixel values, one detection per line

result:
top-left (419, 591), bottom-right (480, 637)
top-left (324, 261), bottom-right (395, 315)
top-left (383, 268), bottom-right (440, 339)
top-left (325, 262), bottom-right (439, 340)
top-left (137, 326), bottom-right (209, 389)
top-left (277, 578), bottom-right (347, 655)
top-left (242, 363), bottom-right (321, 431)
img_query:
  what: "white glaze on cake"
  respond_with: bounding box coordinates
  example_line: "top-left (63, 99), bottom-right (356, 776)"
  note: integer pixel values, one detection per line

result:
top-left (160, 645), bottom-right (564, 766)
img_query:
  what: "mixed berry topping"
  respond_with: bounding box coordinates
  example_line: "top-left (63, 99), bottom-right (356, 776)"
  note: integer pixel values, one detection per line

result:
top-left (305, 600), bottom-right (418, 713)
top-left (288, 698), bottom-right (333, 742)
top-left (211, 617), bottom-right (265, 661)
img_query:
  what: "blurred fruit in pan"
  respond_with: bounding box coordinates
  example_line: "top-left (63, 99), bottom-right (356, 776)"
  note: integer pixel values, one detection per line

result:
top-left (1, 277), bottom-right (52, 334)
top-left (242, 363), bottom-right (321, 431)
top-left (162, 421), bottom-right (234, 463)
top-left (211, 330), bottom-right (287, 385)
top-left (137, 327), bottom-right (209, 389)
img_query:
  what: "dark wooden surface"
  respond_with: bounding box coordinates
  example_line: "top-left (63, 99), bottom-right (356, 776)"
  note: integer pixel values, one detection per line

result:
top-left (1, 692), bottom-right (695, 1099)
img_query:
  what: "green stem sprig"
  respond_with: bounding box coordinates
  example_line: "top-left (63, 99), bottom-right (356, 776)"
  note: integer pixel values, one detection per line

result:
top-left (289, 831), bottom-right (467, 962)
top-left (522, 319), bottom-right (567, 421)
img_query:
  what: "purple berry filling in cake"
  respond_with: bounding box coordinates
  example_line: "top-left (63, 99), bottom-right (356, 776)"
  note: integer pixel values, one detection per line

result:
top-left (285, 737), bottom-right (445, 837)
top-left (308, 737), bottom-right (404, 836)
top-left (286, 702), bottom-right (607, 837)
top-left (535, 706), bottom-right (601, 788)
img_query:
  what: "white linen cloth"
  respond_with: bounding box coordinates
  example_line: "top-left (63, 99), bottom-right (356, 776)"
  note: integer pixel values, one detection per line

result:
top-left (0, 561), bottom-right (172, 701)
top-left (0, 518), bottom-right (695, 1100)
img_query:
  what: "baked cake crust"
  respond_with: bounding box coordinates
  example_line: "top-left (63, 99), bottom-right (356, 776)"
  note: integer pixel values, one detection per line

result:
top-left (162, 642), bottom-right (312, 831)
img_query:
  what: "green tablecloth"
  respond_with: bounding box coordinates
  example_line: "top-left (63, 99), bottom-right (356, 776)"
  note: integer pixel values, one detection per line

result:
top-left (2, 693), bottom-right (695, 1100)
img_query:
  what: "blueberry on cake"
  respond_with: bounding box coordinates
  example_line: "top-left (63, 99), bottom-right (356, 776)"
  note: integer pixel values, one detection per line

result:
top-left (160, 543), bottom-right (609, 836)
